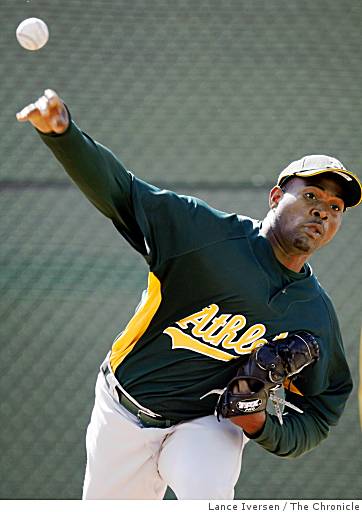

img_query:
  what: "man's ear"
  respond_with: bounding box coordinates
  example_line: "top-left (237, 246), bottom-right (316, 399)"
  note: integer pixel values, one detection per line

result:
top-left (269, 186), bottom-right (284, 209)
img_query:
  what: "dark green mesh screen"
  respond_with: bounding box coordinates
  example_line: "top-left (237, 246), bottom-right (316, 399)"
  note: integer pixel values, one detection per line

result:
top-left (1, 0), bottom-right (361, 500)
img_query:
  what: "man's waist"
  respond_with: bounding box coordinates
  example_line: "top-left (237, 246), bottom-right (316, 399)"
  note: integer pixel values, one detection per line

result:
top-left (100, 356), bottom-right (180, 428)
top-left (112, 355), bottom-right (241, 421)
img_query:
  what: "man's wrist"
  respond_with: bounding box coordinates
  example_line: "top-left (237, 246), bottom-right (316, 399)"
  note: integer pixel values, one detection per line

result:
top-left (230, 411), bottom-right (267, 436)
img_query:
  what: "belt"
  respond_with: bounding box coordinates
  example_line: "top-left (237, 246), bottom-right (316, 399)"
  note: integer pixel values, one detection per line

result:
top-left (100, 358), bottom-right (178, 429)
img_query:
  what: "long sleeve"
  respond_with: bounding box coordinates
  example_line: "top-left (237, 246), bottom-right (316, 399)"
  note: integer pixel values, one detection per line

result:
top-left (38, 118), bottom-right (239, 269)
top-left (39, 120), bottom-right (132, 221)
top-left (245, 307), bottom-right (353, 458)
top-left (38, 119), bottom-right (149, 256)
top-left (246, 393), bottom-right (333, 458)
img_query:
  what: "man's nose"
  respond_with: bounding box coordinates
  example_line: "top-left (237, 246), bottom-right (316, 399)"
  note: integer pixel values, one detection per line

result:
top-left (311, 207), bottom-right (328, 221)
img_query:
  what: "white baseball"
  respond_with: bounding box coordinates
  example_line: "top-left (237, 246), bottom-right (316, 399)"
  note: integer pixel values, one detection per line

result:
top-left (16, 18), bottom-right (49, 51)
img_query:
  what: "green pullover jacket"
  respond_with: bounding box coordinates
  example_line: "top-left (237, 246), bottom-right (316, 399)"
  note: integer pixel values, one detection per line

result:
top-left (38, 118), bottom-right (352, 458)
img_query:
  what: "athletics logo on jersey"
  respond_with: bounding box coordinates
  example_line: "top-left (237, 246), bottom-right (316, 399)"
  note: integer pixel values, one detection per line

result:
top-left (164, 303), bottom-right (269, 361)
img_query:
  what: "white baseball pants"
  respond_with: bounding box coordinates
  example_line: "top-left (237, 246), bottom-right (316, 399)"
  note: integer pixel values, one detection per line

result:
top-left (82, 371), bottom-right (248, 500)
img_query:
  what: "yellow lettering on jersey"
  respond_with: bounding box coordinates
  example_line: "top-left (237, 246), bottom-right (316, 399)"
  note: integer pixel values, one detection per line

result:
top-left (177, 304), bottom-right (219, 331)
top-left (165, 303), bottom-right (269, 358)
top-left (202, 314), bottom-right (231, 345)
top-left (229, 323), bottom-right (268, 353)
top-left (273, 332), bottom-right (289, 341)
top-left (212, 315), bottom-right (247, 347)
top-left (164, 327), bottom-right (239, 361)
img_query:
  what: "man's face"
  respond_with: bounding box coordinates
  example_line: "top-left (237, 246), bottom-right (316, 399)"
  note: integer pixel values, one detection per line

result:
top-left (269, 174), bottom-right (345, 255)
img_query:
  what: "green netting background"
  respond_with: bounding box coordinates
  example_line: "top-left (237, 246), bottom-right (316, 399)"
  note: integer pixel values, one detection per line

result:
top-left (1, 0), bottom-right (361, 501)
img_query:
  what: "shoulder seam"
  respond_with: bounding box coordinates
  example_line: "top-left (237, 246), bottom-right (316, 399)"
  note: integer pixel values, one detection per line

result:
top-left (152, 234), bottom-right (248, 270)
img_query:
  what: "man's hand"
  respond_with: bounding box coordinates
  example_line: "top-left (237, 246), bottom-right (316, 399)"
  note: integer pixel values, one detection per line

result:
top-left (230, 379), bottom-right (266, 435)
top-left (16, 89), bottom-right (69, 134)
top-left (231, 411), bottom-right (266, 435)
top-left (214, 331), bottom-right (319, 427)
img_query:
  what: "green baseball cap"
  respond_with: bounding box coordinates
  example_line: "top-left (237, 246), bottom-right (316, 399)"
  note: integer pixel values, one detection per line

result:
top-left (277, 155), bottom-right (362, 208)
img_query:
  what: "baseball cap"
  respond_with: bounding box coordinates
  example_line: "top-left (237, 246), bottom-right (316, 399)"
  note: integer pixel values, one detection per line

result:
top-left (277, 155), bottom-right (362, 208)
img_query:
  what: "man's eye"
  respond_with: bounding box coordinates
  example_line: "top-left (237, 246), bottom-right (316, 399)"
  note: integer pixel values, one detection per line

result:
top-left (304, 192), bottom-right (316, 200)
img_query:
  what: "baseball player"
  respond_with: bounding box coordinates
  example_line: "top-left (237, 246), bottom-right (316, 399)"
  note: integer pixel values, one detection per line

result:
top-left (16, 90), bottom-right (361, 500)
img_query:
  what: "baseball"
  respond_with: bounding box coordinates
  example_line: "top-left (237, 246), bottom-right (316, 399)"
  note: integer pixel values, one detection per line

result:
top-left (16, 18), bottom-right (49, 51)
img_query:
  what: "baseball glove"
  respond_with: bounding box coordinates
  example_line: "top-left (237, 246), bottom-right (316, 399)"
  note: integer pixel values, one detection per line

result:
top-left (213, 331), bottom-right (319, 423)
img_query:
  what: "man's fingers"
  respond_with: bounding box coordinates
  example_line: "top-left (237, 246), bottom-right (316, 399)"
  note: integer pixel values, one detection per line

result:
top-left (45, 90), bottom-right (69, 132)
top-left (44, 89), bottom-right (60, 107)
top-left (16, 89), bottom-right (69, 134)
top-left (49, 104), bottom-right (69, 133)
top-left (35, 96), bottom-right (49, 116)
top-left (50, 111), bottom-right (66, 132)
top-left (16, 89), bottom-right (60, 121)
top-left (16, 103), bottom-right (38, 122)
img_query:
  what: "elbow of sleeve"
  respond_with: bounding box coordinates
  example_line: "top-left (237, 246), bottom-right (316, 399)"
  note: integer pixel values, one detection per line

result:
top-left (280, 413), bottom-right (330, 459)
top-left (252, 410), bottom-right (330, 459)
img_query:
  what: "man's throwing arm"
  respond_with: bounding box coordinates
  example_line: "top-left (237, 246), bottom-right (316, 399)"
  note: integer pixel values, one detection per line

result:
top-left (17, 90), bottom-right (148, 256)
top-left (215, 330), bottom-right (352, 457)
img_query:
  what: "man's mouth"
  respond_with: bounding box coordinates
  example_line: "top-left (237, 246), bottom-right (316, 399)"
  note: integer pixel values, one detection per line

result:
top-left (303, 222), bottom-right (324, 239)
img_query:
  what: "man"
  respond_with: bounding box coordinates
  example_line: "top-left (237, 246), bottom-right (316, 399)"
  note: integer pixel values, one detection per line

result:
top-left (16, 89), bottom-right (361, 500)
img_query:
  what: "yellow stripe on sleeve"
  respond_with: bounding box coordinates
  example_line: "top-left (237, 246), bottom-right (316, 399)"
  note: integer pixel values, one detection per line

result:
top-left (109, 272), bottom-right (162, 372)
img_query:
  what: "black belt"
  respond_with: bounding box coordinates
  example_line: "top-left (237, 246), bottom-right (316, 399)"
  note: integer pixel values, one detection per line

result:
top-left (101, 360), bottom-right (179, 429)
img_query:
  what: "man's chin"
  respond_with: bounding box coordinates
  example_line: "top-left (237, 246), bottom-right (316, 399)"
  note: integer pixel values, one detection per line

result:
top-left (292, 236), bottom-right (315, 253)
